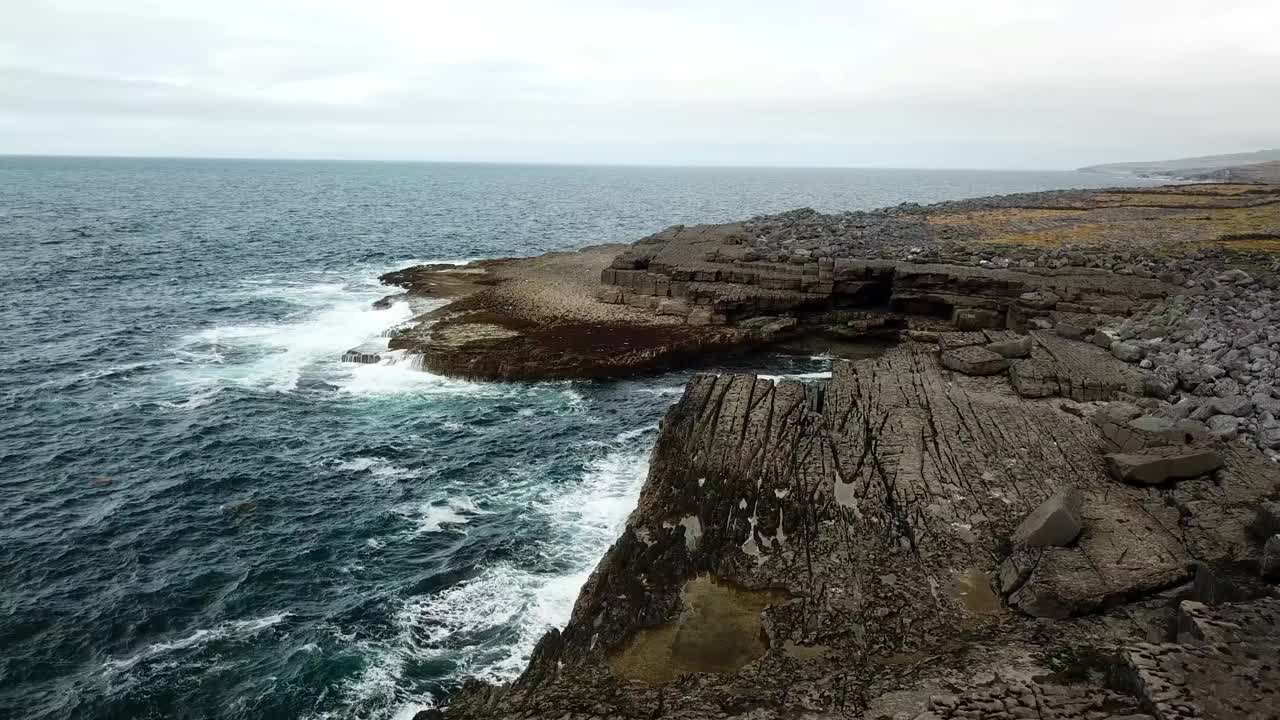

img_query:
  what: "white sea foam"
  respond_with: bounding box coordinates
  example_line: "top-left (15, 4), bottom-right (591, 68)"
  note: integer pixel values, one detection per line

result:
top-left (165, 261), bottom-right (449, 396)
top-left (393, 496), bottom-right (483, 535)
top-left (171, 295), bottom-right (413, 392)
top-left (335, 359), bottom-right (493, 398)
top-left (103, 612), bottom-right (291, 674)
top-left (635, 385), bottom-right (686, 397)
top-left (335, 457), bottom-right (419, 483)
top-left (757, 370), bottom-right (833, 381)
top-left (333, 434), bottom-right (654, 716)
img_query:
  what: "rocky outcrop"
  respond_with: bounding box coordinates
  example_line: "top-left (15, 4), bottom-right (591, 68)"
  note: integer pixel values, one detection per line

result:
top-left (444, 342), bottom-right (1279, 719)
top-left (386, 183), bottom-right (1280, 719)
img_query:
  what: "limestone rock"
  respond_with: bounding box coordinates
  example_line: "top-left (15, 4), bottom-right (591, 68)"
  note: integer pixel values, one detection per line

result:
top-left (1010, 488), bottom-right (1084, 547)
top-left (1105, 445), bottom-right (1223, 485)
top-left (940, 346), bottom-right (1010, 376)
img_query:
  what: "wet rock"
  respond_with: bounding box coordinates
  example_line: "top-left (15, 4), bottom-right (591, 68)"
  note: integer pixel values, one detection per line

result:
top-left (1010, 488), bottom-right (1084, 548)
top-left (1105, 445), bottom-right (1223, 485)
top-left (941, 346), bottom-right (1010, 376)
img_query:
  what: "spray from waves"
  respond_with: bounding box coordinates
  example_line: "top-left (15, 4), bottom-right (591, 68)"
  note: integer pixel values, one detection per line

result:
top-left (330, 427), bottom-right (656, 717)
top-left (171, 295), bottom-right (413, 392)
top-left (163, 258), bottom-right (462, 397)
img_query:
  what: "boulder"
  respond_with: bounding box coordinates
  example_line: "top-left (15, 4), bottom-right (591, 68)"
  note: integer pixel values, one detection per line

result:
top-left (1011, 488), bottom-right (1084, 548)
top-left (1206, 414), bottom-right (1241, 442)
top-left (1105, 445), bottom-right (1223, 485)
top-left (1094, 328), bottom-right (1121, 349)
top-left (1213, 394), bottom-right (1253, 418)
top-left (940, 346), bottom-right (1010, 376)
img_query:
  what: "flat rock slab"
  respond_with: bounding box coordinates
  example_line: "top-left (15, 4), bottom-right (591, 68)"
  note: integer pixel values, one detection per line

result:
top-left (941, 345), bottom-right (1010, 375)
top-left (1106, 445), bottom-right (1223, 485)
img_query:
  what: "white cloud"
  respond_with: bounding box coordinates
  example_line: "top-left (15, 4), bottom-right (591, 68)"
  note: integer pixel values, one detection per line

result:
top-left (1, 0), bottom-right (1277, 167)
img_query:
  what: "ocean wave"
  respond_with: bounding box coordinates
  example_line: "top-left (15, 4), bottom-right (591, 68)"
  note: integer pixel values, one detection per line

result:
top-left (102, 612), bottom-right (291, 674)
top-left (634, 385), bottom-right (686, 396)
top-left (334, 361), bottom-right (493, 398)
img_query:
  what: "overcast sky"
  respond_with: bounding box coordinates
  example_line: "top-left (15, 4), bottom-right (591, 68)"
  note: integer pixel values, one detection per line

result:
top-left (2, 0), bottom-right (1278, 168)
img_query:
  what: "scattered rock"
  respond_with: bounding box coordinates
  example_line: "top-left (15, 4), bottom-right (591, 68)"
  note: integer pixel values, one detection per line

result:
top-left (1206, 414), bottom-right (1242, 441)
top-left (1010, 488), bottom-right (1084, 547)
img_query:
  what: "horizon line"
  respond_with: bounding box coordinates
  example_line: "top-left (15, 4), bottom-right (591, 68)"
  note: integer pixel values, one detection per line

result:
top-left (0, 151), bottom-right (1103, 174)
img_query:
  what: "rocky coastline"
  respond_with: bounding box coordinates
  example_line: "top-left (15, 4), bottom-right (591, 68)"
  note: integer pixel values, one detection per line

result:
top-left (380, 182), bottom-right (1280, 719)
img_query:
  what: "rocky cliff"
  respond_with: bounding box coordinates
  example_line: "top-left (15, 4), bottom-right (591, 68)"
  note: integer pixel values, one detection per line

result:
top-left (383, 182), bottom-right (1280, 719)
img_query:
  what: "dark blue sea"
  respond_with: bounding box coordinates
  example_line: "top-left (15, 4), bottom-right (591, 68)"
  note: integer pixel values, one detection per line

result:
top-left (0, 157), bottom-right (1151, 719)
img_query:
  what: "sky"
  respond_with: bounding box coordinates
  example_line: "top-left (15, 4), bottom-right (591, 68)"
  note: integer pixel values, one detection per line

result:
top-left (2, 0), bottom-right (1279, 169)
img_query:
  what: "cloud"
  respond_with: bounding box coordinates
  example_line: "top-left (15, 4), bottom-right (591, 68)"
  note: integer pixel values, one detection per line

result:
top-left (1, 0), bottom-right (1278, 167)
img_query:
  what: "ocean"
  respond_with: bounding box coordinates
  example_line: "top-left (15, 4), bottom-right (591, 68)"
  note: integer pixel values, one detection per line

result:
top-left (0, 157), bottom-right (1150, 719)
